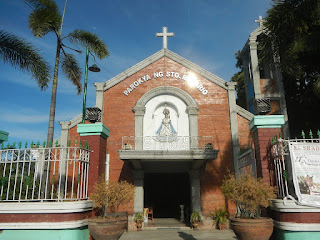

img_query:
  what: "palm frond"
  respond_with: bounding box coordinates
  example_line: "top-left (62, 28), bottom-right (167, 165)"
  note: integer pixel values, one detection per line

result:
top-left (0, 30), bottom-right (51, 90)
top-left (25, 0), bottom-right (60, 12)
top-left (67, 30), bottom-right (109, 59)
top-left (27, 0), bottom-right (61, 37)
top-left (61, 53), bottom-right (82, 94)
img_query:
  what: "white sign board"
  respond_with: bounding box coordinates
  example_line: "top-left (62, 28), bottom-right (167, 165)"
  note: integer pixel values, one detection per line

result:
top-left (289, 142), bottom-right (320, 207)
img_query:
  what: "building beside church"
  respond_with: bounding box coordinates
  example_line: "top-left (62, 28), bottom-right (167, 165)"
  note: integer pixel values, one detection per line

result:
top-left (62, 27), bottom-right (254, 221)
top-left (239, 16), bottom-right (289, 137)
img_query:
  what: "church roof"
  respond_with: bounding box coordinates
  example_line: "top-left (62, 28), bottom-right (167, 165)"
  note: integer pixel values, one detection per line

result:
top-left (101, 48), bottom-right (230, 91)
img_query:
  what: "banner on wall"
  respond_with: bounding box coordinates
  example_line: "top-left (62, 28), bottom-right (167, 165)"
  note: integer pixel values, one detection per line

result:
top-left (289, 142), bottom-right (320, 207)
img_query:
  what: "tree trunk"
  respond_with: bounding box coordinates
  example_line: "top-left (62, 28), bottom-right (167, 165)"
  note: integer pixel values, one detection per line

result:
top-left (46, 38), bottom-right (61, 146)
top-left (41, 38), bottom-right (61, 199)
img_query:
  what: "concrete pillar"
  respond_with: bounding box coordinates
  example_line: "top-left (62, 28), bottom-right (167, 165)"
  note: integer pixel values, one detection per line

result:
top-left (249, 115), bottom-right (284, 184)
top-left (133, 170), bottom-right (144, 213)
top-left (226, 82), bottom-right (240, 175)
top-left (242, 56), bottom-right (252, 110)
top-left (249, 39), bottom-right (261, 99)
top-left (77, 123), bottom-right (110, 196)
top-left (58, 121), bottom-right (71, 198)
top-left (272, 62), bottom-right (290, 139)
top-left (94, 82), bottom-right (105, 121)
top-left (189, 170), bottom-right (201, 213)
top-left (133, 106), bottom-right (145, 150)
top-left (59, 121), bottom-right (71, 147)
top-left (187, 106), bottom-right (199, 148)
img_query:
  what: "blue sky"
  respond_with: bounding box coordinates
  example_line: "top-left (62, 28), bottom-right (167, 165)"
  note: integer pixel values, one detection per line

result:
top-left (0, 0), bottom-right (271, 146)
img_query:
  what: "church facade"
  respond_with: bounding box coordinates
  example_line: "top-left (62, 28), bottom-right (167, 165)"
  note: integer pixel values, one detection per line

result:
top-left (63, 27), bottom-right (254, 220)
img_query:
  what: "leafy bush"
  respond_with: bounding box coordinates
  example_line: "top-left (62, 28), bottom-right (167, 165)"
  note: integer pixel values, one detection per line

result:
top-left (190, 211), bottom-right (201, 223)
top-left (91, 176), bottom-right (134, 218)
top-left (133, 212), bottom-right (144, 222)
top-left (211, 207), bottom-right (228, 225)
top-left (221, 174), bottom-right (276, 218)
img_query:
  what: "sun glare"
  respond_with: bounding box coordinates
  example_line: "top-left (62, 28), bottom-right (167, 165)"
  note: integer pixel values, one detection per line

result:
top-left (187, 73), bottom-right (199, 87)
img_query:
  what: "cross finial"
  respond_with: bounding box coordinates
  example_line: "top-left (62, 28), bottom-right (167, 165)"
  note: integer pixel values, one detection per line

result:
top-left (156, 26), bottom-right (174, 49)
top-left (255, 16), bottom-right (264, 27)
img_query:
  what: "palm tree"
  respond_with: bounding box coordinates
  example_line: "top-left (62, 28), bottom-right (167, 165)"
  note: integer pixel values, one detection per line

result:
top-left (26, 0), bottom-right (109, 145)
top-left (0, 30), bottom-right (50, 90)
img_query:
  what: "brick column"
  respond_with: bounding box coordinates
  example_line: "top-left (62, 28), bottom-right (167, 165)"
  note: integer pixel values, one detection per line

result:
top-left (77, 123), bottom-right (110, 196)
top-left (249, 115), bottom-right (284, 184)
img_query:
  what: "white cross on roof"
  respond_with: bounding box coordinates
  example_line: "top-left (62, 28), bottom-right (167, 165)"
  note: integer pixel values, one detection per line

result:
top-left (156, 26), bottom-right (174, 49)
top-left (255, 16), bottom-right (264, 27)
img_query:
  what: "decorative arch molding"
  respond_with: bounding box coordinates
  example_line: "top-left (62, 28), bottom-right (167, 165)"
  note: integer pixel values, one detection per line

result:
top-left (133, 86), bottom-right (199, 150)
top-left (135, 86), bottom-right (197, 108)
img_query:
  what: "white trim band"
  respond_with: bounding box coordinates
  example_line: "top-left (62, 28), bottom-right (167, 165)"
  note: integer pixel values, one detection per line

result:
top-left (271, 199), bottom-right (320, 213)
top-left (0, 200), bottom-right (93, 214)
top-left (274, 220), bottom-right (320, 231)
top-left (0, 219), bottom-right (88, 230)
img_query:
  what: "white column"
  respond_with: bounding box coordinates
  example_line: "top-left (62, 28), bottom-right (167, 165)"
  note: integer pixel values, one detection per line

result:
top-left (187, 106), bottom-right (199, 148)
top-left (133, 170), bottom-right (144, 213)
top-left (133, 106), bottom-right (145, 150)
top-left (226, 82), bottom-right (240, 175)
top-left (189, 170), bottom-right (201, 213)
top-left (242, 56), bottom-right (252, 110)
top-left (249, 39), bottom-right (261, 99)
top-left (58, 121), bottom-right (71, 198)
top-left (59, 121), bottom-right (71, 147)
top-left (94, 82), bottom-right (105, 122)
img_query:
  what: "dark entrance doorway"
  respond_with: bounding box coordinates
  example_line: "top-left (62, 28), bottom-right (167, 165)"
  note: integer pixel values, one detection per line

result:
top-left (144, 173), bottom-right (190, 218)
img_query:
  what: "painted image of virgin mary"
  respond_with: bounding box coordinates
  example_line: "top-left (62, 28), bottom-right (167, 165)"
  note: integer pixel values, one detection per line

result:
top-left (156, 109), bottom-right (177, 136)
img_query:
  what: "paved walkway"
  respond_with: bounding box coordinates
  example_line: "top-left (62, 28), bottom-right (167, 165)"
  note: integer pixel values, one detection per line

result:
top-left (120, 229), bottom-right (237, 240)
top-left (120, 218), bottom-right (237, 240)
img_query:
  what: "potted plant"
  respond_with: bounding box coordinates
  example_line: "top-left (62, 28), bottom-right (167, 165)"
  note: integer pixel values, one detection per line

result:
top-left (190, 211), bottom-right (201, 229)
top-left (221, 174), bottom-right (276, 240)
top-left (133, 212), bottom-right (144, 231)
top-left (211, 207), bottom-right (228, 230)
top-left (89, 176), bottom-right (135, 240)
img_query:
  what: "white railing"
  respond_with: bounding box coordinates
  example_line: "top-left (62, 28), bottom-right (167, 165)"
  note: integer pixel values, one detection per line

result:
top-left (0, 147), bottom-right (90, 202)
top-left (272, 139), bottom-right (290, 199)
top-left (272, 137), bottom-right (320, 200)
top-left (122, 136), bottom-right (214, 150)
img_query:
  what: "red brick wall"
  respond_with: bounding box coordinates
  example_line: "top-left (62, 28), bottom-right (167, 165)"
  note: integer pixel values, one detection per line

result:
top-left (271, 210), bottom-right (320, 223)
top-left (68, 56), bottom-right (252, 216)
top-left (80, 135), bottom-right (107, 196)
top-left (237, 114), bottom-right (252, 150)
top-left (0, 211), bottom-right (92, 223)
top-left (252, 127), bottom-right (282, 185)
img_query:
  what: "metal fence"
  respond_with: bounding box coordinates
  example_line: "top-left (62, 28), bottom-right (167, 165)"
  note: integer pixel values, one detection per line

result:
top-left (272, 137), bottom-right (320, 199)
top-left (122, 136), bottom-right (214, 150)
top-left (272, 139), bottom-right (290, 199)
top-left (0, 146), bottom-right (90, 202)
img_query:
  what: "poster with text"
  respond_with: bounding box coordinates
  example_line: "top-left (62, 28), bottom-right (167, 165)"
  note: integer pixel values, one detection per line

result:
top-left (289, 142), bottom-right (320, 207)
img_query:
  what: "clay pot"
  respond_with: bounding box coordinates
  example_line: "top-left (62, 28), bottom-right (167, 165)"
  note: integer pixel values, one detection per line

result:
top-left (136, 220), bottom-right (143, 231)
top-left (192, 220), bottom-right (199, 229)
top-left (218, 223), bottom-right (226, 230)
top-left (230, 217), bottom-right (273, 240)
top-left (88, 216), bottom-right (127, 240)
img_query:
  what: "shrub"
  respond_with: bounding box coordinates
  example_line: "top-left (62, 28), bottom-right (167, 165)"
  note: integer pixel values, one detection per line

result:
top-left (221, 174), bottom-right (276, 218)
top-left (90, 176), bottom-right (134, 218)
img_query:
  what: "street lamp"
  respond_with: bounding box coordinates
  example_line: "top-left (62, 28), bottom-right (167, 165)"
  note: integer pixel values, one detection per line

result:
top-left (82, 47), bottom-right (101, 124)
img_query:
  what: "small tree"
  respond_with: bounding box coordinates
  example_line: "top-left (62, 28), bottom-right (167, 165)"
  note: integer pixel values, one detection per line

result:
top-left (91, 176), bottom-right (134, 218)
top-left (221, 174), bottom-right (276, 218)
top-left (106, 181), bottom-right (135, 217)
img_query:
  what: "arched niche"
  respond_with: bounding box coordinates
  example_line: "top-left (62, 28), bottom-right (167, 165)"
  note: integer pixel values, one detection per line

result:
top-left (133, 86), bottom-right (199, 150)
